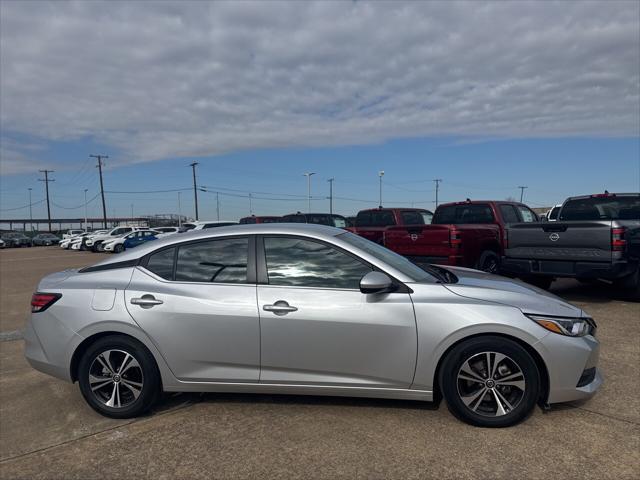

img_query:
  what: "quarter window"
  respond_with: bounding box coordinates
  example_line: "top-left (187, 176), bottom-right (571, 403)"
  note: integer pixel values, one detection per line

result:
top-left (175, 238), bottom-right (248, 283)
top-left (146, 247), bottom-right (175, 280)
top-left (264, 237), bottom-right (372, 289)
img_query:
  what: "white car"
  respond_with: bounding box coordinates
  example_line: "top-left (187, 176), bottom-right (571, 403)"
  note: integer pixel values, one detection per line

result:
top-left (103, 229), bottom-right (161, 253)
top-left (178, 221), bottom-right (237, 232)
top-left (0, 239), bottom-right (5, 249)
top-left (85, 226), bottom-right (146, 252)
top-left (60, 232), bottom-right (95, 249)
top-left (62, 229), bottom-right (85, 240)
top-left (153, 226), bottom-right (180, 235)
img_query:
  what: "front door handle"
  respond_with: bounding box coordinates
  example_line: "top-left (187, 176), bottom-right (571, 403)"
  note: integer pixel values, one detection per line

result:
top-left (263, 300), bottom-right (298, 316)
top-left (131, 294), bottom-right (163, 309)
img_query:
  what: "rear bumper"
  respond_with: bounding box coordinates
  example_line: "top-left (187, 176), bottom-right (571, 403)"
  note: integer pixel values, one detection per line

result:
top-left (501, 257), bottom-right (636, 280)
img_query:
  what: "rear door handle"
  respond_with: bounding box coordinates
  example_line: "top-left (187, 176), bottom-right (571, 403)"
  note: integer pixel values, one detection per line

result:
top-left (131, 294), bottom-right (163, 309)
top-left (263, 300), bottom-right (298, 316)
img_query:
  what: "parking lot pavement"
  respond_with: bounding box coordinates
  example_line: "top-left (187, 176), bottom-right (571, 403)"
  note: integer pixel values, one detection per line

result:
top-left (0, 249), bottom-right (638, 479)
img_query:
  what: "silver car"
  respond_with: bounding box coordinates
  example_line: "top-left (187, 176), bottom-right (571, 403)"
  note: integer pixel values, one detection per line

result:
top-left (25, 224), bottom-right (601, 427)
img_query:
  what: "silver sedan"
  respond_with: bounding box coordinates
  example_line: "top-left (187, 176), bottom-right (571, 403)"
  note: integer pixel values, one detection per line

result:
top-left (24, 224), bottom-right (601, 427)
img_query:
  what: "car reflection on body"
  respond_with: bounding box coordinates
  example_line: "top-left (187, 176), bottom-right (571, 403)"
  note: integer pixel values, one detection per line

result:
top-left (25, 224), bottom-right (601, 427)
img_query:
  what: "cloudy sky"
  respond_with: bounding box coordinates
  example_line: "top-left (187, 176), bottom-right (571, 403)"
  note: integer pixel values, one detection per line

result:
top-left (0, 0), bottom-right (639, 219)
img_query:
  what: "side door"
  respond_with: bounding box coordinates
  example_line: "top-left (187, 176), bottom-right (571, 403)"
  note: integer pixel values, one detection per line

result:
top-left (125, 235), bottom-right (260, 382)
top-left (256, 235), bottom-right (417, 389)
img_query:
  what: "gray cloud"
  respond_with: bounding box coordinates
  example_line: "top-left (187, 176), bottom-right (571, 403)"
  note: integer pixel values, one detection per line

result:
top-left (1, 0), bottom-right (638, 169)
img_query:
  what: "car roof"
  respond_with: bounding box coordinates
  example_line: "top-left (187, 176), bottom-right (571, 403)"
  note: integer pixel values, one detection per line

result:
top-left (358, 208), bottom-right (430, 213)
top-left (90, 223), bottom-right (345, 267)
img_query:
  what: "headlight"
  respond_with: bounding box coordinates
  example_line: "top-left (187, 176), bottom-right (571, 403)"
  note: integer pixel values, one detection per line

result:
top-left (526, 314), bottom-right (596, 337)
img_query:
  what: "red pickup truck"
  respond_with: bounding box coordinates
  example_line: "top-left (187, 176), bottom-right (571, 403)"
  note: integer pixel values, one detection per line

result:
top-left (382, 200), bottom-right (539, 273)
top-left (348, 208), bottom-right (434, 244)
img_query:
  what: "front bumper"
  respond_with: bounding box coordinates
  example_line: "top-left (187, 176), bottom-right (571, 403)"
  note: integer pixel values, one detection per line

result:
top-left (538, 332), bottom-right (602, 404)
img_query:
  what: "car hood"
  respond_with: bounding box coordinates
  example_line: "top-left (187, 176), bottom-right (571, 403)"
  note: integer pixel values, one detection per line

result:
top-left (439, 266), bottom-right (584, 317)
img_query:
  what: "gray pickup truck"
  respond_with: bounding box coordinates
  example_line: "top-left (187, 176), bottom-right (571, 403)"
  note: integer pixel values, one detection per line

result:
top-left (501, 193), bottom-right (639, 297)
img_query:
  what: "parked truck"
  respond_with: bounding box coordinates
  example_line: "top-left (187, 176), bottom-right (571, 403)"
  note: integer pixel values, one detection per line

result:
top-left (348, 208), bottom-right (434, 244)
top-left (381, 200), bottom-right (539, 273)
top-left (501, 192), bottom-right (640, 295)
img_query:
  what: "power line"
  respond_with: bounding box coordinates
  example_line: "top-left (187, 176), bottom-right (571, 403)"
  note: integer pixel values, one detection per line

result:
top-left (38, 170), bottom-right (54, 232)
top-left (105, 188), bottom-right (191, 194)
top-left (90, 154), bottom-right (109, 228)
top-left (0, 199), bottom-right (45, 211)
top-left (52, 192), bottom-right (100, 210)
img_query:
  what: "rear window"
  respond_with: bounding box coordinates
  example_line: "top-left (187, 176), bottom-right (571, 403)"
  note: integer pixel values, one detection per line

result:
top-left (282, 215), bottom-right (306, 223)
top-left (306, 214), bottom-right (335, 226)
top-left (355, 210), bottom-right (396, 227)
top-left (401, 210), bottom-right (432, 225)
top-left (559, 195), bottom-right (640, 221)
top-left (261, 217), bottom-right (280, 223)
top-left (239, 218), bottom-right (257, 224)
top-left (432, 204), bottom-right (495, 224)
top-left (499, 205), bottom-right (520, 223)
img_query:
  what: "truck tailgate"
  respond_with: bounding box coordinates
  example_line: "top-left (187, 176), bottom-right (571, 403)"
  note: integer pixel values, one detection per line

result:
top-left (506, 222), bottom-right (613, 263)
top-left (383, 225), bottom-right (452, 256)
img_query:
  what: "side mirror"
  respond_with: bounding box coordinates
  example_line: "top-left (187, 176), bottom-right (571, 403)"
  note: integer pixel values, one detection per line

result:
top-left (360, 271), bottom-right (394, 294)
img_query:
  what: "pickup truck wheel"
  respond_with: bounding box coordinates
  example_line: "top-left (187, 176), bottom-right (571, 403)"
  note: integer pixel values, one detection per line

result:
top-left (439, 336), bottom-right (540, 427)
top-left (477, 251), bottom-right (500, 274)
top-left (524, 276), bottom-right (553, 290)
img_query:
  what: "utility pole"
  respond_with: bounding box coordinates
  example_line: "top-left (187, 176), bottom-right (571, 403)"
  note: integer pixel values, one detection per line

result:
top-left (189, 162), bottom-right (199, 220)
top-left (433, 179), bottom-right (443, 208)
top-left (38, 170), bottom-right (54, 232)
top-left (378, 171), bottom-right (385, 208)
top-left (303, 172), bottom-right (315, 213)
top-left (130, 204), bottom-right (134, 221)
top-left (249, 193), bottom-right (253, 215)
top-left (90, 154), bottom-right (109, 228)
top-left (518, 186), bottom-right (528, 203)
top-left (327, 178), bottom-right (334, 214)
top-left (216, 192), bottom-right (220, 221)
top-left (27, 188), bottom-right (33, 232)
top-left (83, 189), bottom-right (88, 230)
top-left (177, 192), bottom-right (182, 227)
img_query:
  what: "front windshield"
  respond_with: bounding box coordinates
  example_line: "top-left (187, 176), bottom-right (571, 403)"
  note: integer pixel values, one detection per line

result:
top-left (337, 232), bottom-right (437, 283)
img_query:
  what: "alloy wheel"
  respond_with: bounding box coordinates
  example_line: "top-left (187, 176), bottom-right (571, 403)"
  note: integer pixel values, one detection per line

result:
top-left (456, 351), bottom-right (526, 417)
top-left (88, 349), bottom-right (144, 408)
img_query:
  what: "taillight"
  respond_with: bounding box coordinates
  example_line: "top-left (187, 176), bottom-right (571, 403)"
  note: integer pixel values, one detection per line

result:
top-left (450, 227), bottom-right (462, 248)
top-left (31, 293), bottom-right (61, 313)
top-left (612, 227), bottom-right (627, 252)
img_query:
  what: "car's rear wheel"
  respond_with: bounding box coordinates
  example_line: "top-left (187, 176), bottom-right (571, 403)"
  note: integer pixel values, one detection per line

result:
top-left (78, 335), bottom-right (160, 418)
top-left (439, 336), bottom-right (540, 427)
top-left (477, 251), bottom-right (500, 274)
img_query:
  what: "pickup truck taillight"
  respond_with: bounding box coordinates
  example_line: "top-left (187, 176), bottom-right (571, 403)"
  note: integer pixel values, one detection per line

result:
top-left (450, 227), bottom-right (462, 249)
top-left (612, 227), bottom-right (627, 252)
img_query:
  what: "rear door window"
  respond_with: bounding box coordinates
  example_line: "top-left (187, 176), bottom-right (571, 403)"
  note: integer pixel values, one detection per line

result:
top-left (401, 211), bottom-right (432, 225)
top-left (515, 206), bottom-right (538, 222)
top-left (175, 237), bottom-right (249, 283)
top-left (499, 205), bottom-right (520, 224)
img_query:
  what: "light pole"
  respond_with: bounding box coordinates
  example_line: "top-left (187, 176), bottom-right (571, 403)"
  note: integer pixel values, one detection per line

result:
top-left (28, 188), bottom-right (33, 232)
top-left (303, 172), bottom-right (316, 212)
top-left (83, 189), bottom-right (88, 230)
top-left (327, 178), bottom-right (334, 214)
top-left (433, 179), bottom-right (442, 208)
top-left (177, 192), bottom-right (182, 227)
top-left (378, 171), bottom-right (384, 208)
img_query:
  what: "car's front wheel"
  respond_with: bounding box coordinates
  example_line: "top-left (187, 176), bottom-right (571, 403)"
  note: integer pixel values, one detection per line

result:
top-left (114, 243), bottom-right (124, 253)
top-left (78, 335), bottom-right (160, 418)
top-left (439, 336), bottom-right (540, 427)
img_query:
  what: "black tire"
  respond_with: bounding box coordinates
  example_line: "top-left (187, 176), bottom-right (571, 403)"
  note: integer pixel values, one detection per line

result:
top-left (524, 276), bottom-right (553, 290)
top-left (439, 336), bottom-right (540, 428)
top-left (114, 243), bottom-right (124, 253)
top-left (78, 335), bottom-right (161, 418)
top-left (476, 251), bottom-right (500, 274)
